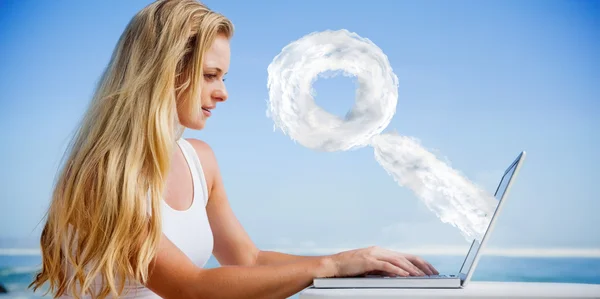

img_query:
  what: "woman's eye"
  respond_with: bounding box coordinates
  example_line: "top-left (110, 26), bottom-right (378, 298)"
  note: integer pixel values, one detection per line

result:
top-left (204, 74), bottom-right (217, 80)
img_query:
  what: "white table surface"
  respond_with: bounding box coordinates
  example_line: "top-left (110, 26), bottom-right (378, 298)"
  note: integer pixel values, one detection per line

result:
top-left (298, 282), bottom-right (600, 299)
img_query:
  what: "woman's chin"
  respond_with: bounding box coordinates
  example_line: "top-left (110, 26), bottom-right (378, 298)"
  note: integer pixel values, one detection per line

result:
top-left (180, 118), bottom-right (206, 130)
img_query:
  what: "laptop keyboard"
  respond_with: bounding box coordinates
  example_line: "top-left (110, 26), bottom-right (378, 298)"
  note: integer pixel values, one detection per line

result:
top-left (365, 274), bottom-right (456, 279)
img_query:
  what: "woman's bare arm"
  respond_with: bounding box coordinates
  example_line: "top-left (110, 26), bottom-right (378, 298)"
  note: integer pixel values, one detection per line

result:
top-left (188, 138), bottom-right (262, 266)
top-left (188, 139), bottom-right (435, 276)
top-left (255, 251), bottom-right (324, 266)
top-left (145, 234), bottom-right (335, 299)
top-left (187, 139), bottom-right (335, 269)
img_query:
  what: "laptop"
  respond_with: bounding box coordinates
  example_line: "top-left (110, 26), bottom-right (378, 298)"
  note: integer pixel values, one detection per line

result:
top-left (313, 151), bottom-right (527, 289)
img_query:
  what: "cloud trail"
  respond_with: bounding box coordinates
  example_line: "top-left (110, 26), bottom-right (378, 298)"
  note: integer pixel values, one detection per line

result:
top-left (371, 133), bottom-right (497, 240)
top-left (267, 29), bottom-right (496, 241)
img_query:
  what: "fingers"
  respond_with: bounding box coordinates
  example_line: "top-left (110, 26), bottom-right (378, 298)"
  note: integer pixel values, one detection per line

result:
top-left (372, 260), bottom-right (409, 277)
top-left (372, 247), bottom-right (437, 276)
top-left (381, 255), bottom-right (425, 276)
top-left (394, 257), bottom-right (426, 276)
top-left (405, 255), bottom-right (439, 275)
top-left (375, 251), bottom-right (425, 276)
top-left (363, 247), bottom-right (438, 277)
top-left (427, 262), bottom-right (439, 275)
top-left (405, 255), bottom-right (435, 275)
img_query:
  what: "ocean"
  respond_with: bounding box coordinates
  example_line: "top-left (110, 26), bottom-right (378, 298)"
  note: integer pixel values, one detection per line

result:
top-left (1, 253), bottom-right (599, 298)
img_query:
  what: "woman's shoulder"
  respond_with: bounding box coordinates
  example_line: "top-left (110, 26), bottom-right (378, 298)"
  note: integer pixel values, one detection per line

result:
top-left (183, 138), bottom-right (215, 162)
top-left (182, 138), bottom-right (221, 183)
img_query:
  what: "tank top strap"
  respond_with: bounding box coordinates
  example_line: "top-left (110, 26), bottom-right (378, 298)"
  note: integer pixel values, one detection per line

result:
top-left (177, 138), bottom-right (210, 207)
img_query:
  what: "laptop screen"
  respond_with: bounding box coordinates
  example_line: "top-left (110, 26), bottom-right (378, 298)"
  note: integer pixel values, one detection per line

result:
top-left (458, 156), bottom-right (520, 275)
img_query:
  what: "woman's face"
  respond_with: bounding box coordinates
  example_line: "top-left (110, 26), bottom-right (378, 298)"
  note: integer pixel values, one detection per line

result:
top-left (177, 34), bottom-right (230, 130)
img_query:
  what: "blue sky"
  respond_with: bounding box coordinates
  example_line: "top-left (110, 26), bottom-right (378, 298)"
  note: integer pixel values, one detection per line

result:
top-left (0, 0), bottom-right (598, 255)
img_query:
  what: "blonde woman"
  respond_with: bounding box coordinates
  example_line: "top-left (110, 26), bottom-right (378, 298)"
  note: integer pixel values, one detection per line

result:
top-left (29, 0), bottom-right (438, 298)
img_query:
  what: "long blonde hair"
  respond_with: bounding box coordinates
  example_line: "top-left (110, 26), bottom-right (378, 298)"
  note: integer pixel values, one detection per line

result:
top-left (29, 1), bottom-right (233, 297)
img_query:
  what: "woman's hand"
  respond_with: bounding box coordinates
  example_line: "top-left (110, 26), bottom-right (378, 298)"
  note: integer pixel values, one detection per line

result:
top-left (328, 246), bottom-right (439, 278)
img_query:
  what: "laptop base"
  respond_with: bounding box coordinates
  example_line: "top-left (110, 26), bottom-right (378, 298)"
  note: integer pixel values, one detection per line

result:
top-left (313, 275), bottom-right (462, 289)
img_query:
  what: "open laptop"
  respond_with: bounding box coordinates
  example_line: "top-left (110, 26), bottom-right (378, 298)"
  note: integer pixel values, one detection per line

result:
top-left (313, 151), bottom-right (526, 289)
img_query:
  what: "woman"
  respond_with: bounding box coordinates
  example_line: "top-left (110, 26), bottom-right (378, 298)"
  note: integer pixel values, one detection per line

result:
top-left (29, 0), bottom-right (438, 298)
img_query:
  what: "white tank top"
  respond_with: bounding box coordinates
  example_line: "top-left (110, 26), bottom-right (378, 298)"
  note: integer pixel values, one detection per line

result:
top-left (60, 138), bottom-right (214, 298)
